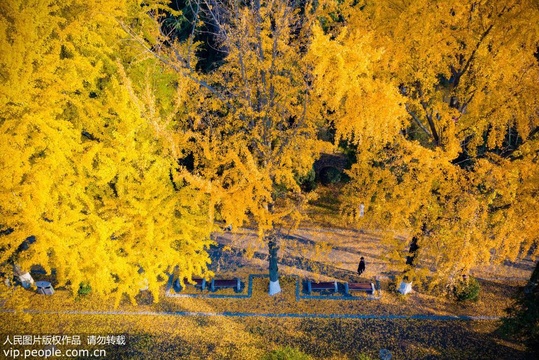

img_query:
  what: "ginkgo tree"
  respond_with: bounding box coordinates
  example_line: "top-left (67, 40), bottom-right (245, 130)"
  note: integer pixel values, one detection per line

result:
top-left (3, 0), bottom-right (536, 303)
top-left (310, 0), bottom-right (539, 287)
top-left (139, 0), bottom-right (330, 293)
top-left (0, 0), bottom-right (214, 305)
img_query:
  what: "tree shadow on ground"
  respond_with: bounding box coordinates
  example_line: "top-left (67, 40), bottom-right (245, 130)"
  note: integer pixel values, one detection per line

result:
top-left (281, 233), bottom-right (369, 257)
top-left (96, 317), bottom-right (534, 359)
top-left (476, 278), bottom-right (523, 299)
top-left (291, 318), bottom-right (534, 360)
top-left (208, 243), bottom-right (372, 283)
top-left (502, 259), bottom-right (536, 272)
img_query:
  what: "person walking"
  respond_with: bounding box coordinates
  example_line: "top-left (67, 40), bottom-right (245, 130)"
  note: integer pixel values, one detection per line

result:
top-left (357, 256), bottom-right (366, 276)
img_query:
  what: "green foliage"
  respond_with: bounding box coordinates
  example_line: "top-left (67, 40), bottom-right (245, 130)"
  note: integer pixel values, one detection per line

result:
top-left (319, 167), bottom-right (341, 185)
top-left (296, 168), bottom-right (317, 192)
top-left (454, 276), bottom-right (481, 302)
top-left (78, 282), bottom-right (92, 296)
top-left (263, 346), bottom-right (312, 360)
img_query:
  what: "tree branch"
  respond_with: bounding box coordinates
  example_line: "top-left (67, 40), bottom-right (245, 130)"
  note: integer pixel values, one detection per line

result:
top-left (118, 20), bottom-right (235, 112)
top-left (405, 103), bottom-right (432, 138)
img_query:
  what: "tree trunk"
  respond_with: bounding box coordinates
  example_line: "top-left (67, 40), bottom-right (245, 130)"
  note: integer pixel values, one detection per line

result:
top-left (524, 260), bottom-right (539, 295)
top-left (268, 238), bottom-right (281, 295)
top-left (405, 236), bottom-right (419, 266)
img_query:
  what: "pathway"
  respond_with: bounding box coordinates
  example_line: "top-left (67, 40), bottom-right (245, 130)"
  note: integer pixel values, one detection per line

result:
top-left (1, 309), bottom-right (500, 321)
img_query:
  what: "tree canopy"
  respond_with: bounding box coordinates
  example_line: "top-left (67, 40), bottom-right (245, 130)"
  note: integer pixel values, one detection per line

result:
top-left (0, 0), bottom-right (213, 304)
top-left (1, 0), bottom-right (538, 300)
top-left (311, 0), bottom-right (539, 285)
top-left (144, 0), bottom-right (330, 238)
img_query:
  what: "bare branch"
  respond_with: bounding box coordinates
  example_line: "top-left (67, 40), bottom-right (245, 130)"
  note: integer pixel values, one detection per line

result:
top-left (405, 103), bottom-right (432, 139)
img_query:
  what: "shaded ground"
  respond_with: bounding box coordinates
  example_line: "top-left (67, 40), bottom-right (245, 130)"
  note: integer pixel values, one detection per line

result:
top-left (0, 313), bottom-right (533, 359)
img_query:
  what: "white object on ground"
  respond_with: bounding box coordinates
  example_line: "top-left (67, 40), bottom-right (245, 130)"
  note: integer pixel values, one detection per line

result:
top-left (398, 281), bottom-right (412, 295)
top-left (269, 280), bottom-right (281, 295)
top-left (18, 272), bottom-right (34, 289)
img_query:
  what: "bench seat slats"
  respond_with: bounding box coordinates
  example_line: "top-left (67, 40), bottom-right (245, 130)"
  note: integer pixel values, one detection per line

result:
top-left (344, 282), bottom-right (375, 295)
top-left (210, 278), bottom-right (242, 292)
top-left (307, 280), bottom-right (338, 294)
top-left (348, 283), bottom-right (371, 291)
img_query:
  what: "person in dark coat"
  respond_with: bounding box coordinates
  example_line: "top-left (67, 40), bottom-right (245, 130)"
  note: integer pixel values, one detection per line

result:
top-left (357, 257), bottom-right (366, 276)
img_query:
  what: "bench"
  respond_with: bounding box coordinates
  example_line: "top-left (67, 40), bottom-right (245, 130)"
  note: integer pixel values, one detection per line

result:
top-left (306, 280), bottom-right (338, 294)
top-left (344, 282), bottom-right (375, 295)
top-left (210, 278), bottom-right (242, 292)
top-left (173, 277), bottom-right (207, 291)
